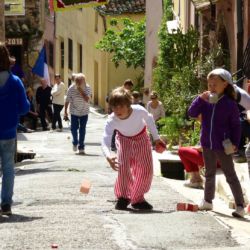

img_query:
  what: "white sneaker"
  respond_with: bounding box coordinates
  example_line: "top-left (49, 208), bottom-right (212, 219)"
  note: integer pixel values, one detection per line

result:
top-left (79, 149), bottom-right (85, 155)
top-left (73, 145), bottom-right (77, 152)
top-left (184, 180), bottom-right (203, 189)
top-left (232, 206), bottom-right (245, 218)
top-left (199, 199), bottom-right (213, 211)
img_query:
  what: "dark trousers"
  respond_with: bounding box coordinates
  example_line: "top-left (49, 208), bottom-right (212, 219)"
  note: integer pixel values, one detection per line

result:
top-left (203, 147), bottom-right (244, 206)
top-left (24, 113), bottom-right (37, 130)
top-left (52, 104), bottom-right (64, 130)
top-left (71, 114), bottom-right (88, 150)
top-left (39, 105), bottom-right (53, 129)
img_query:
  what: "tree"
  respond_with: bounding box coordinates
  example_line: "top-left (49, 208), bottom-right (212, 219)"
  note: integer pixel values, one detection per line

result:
top-left (96, 18), bottom-right (146, 69)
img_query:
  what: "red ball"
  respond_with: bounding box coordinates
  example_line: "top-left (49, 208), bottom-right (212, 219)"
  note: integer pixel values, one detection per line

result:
top-left (155, 142), bottom-right (166, 153)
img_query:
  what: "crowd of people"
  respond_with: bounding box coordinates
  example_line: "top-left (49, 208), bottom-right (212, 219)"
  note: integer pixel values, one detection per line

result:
top-left (1, 42), bottom-right (250, 218)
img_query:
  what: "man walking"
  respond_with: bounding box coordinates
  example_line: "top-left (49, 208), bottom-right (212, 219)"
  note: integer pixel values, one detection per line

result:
top-left (64, 73), bottom-right (92, 154)
top-left (36, 78), bottom-right (52, 131)
top-left (0, 43), bottom-right (30, 215)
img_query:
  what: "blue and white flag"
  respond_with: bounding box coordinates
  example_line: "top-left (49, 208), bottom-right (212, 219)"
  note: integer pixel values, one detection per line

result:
top-left (32, 46), bottom-right (50, 85)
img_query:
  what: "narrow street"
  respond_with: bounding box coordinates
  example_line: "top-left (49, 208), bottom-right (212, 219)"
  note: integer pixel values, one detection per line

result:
top-left (0, 111), bottom-right (249, 250)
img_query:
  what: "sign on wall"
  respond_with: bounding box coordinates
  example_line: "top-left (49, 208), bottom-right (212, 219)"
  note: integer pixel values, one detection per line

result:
top-left (6, 38), bottom-right (23, 46)
top-left (53, 0), bottom-right (107, 11)
top-left (4, 0), bottom-right (25, 16)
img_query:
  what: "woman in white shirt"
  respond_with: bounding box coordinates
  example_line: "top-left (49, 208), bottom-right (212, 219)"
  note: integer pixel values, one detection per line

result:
top-left (146, 91), bottom-right (165, 122)
top-left (51, 74), bottom-right (65, 131)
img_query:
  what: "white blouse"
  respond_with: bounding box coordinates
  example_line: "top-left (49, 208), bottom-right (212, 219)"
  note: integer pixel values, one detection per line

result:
top-left (146, 101), bottom-right (165, 121)
top-left (102, 104), bottom-right (160, 157)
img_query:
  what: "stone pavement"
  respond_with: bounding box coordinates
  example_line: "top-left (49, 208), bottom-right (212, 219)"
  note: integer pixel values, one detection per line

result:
top-left (0, 108), bottom-right (249, 250)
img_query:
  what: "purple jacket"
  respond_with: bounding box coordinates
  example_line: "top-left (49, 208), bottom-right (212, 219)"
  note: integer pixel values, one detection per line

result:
top-left (188, 95), bottom-right (240, 150)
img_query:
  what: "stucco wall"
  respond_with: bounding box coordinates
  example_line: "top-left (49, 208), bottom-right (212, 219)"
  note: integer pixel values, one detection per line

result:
top-left (55, 8), bottom-right (144, 111)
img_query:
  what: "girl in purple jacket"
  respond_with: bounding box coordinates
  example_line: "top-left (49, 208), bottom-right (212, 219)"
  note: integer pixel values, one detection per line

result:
top-left (188, 68), bottom-right (245, 218)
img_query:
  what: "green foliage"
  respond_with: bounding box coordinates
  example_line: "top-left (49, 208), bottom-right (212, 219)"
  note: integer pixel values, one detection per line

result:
top-left (157, 115), bottom-right (187, 147)
top-left (157, 116), bottom-right (200, 148)
top-left (152, 0), bottom-right (201, 146)
top-left (96, 18), bottom-right (146, 69)
top-left (154, 26), bottom-right (201, 117)
top-left (199, 43), bottom-right (230, 78)
top-left (181, 120), bottom-right (201, 146)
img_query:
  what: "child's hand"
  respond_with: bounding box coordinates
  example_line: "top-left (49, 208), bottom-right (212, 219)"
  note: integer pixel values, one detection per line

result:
top-left (154, 139), bottom-right (167, 153)
top-left (200, 91), bottom-right (210, 102)
top-left (107, 156), bottom-right (119, 171)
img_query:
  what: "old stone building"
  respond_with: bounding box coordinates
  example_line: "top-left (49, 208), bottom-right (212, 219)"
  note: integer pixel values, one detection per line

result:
top-left (5, 0), bottom-right (46, 86)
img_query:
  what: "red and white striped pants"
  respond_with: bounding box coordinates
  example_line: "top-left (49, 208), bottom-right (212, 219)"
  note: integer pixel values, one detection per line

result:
top-left (114, 127), bottom-right (153, 204)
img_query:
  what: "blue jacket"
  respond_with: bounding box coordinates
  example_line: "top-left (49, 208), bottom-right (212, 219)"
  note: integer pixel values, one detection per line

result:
top-left (188, 95), bottom-right (240, 150)
top-left (0, 73), bottom-right (30, 140)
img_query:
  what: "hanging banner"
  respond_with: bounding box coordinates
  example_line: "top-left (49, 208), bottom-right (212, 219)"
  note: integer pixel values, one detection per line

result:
top-left (53, 0), bottom-right (107, 11)
top-left (4, 0), bottom-right (25, 16)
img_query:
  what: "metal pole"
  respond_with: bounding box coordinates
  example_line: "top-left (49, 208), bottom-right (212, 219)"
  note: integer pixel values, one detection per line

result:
top-left (0, 0), bottom-right (5, 42)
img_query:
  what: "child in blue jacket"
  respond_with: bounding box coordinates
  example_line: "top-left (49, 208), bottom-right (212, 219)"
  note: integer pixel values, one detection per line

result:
top-left (0, 43), bottom-right (30, 215)
top-left (188, 68), bottom-right (245, 218)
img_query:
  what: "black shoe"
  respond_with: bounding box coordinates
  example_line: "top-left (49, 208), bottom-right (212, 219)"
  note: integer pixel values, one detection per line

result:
top-left (115, 198), bottom-right (130, 210)
top-left (1, 204), bottom-right (12, 216)
top-left (132, 201), bottom-right (153, 210)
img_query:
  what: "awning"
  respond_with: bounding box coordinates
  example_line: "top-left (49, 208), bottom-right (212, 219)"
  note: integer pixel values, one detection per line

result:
top-left (191, 0), bottom-right (221, 10)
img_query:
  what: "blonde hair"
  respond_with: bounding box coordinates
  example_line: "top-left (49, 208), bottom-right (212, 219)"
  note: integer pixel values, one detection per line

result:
top-left (109, 87), bottom-right (132, 108)
top-left (75, 73), bottom-right (86, 86)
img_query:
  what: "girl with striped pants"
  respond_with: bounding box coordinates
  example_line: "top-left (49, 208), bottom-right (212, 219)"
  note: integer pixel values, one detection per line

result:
top-left (102, 87), bottom-right (165, 210)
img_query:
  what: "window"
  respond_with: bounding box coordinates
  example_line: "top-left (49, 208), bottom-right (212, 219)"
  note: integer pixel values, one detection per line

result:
top-left (95, 12), bottom-right (98, 33)
top-left (60, 40), bottom-right (64, 68)
top-left (68, 38), bottom-right (73, 70)
top-left (78, 43), bottom-right (82, 72)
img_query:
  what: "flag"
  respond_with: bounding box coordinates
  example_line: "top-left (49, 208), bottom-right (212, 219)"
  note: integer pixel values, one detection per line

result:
top-left (48, 0), bottom-right (54, 12)
top-left (32, 46), bottom-right (50, 85)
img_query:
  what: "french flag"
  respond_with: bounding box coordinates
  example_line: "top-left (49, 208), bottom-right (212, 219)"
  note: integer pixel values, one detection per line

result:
top-left (32, 46), bottom-right (50, 85)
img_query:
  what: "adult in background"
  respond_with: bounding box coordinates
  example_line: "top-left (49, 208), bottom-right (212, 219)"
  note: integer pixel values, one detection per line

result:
top-left (132, 91), bottom-right (144, 107)
top-left (51, 74), bottom-right (65, 132)
top-left (0, 43), bottom-right (30, 215)
top-left (20, 87), bottom-right (38, 131)
top-left (123, 79), bottom-right (134, 92)
top-left (146, 91), bottom-right (165, 123)
top-left (36, 78), bottom-right (52, 131)
top-left (64, 73), bottom-right (92, 155)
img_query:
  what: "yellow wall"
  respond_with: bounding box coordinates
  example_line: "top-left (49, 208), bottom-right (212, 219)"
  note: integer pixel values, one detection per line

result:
top-left (172, 0), bottom-right (195, 32)
top-left (55, 8), bottom-right (144, 111)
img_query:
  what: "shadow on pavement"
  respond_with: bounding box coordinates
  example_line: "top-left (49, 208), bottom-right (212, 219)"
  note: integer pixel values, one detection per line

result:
top-left (16, 160), bottom-right (55, 167)
top-left (76, 153), bottom-right (101, 157)
top-left (16, 168), bottom-right (66, 176)
top-left (128, 208), bottom-right (164, 214)
top-left (213, 211), bottom-right (250, 222)
top-left (0, 214), bottom-right (43, 223)
top-left (85, 142), bottom-right (101, 146)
